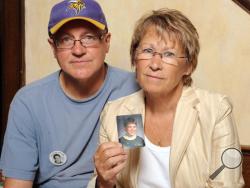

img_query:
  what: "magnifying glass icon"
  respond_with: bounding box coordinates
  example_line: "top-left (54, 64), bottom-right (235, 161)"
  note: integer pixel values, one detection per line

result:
top-left (210, 147), bottom-right (243, 180)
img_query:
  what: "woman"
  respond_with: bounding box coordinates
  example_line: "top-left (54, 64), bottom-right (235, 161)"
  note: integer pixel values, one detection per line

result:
top-left (89, 8), bottom-right (244, 188)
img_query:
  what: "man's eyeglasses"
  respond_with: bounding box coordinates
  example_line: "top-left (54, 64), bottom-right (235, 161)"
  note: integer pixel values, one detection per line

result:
top-left (54, 34), bottom-right (104, 49)
top-left (136, 47), bottom-right (187, 66)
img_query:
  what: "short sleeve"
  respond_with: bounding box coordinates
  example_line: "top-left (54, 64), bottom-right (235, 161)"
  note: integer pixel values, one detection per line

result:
top-left (0, 94), bottom-right (38, 180)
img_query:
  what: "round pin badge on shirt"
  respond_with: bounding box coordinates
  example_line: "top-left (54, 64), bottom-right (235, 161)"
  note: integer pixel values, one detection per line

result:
top-left (49, 151), bottom-right (67, 166)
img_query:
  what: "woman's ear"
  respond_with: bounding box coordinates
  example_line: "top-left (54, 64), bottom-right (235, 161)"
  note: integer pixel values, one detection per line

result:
top-left (185, 64), bottom-right (193, 76)
top-left (131, 61), bottom-right (136, 71)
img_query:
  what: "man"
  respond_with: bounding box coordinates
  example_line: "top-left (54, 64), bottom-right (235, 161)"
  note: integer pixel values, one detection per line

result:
top-left (0, 0), bottom-right (139, 187)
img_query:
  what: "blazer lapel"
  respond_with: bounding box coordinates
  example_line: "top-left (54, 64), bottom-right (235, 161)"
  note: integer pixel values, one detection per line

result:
top-left (170, 87), bottom-right (200, 184)
top-left (123, 90), bottom-right (146, 125)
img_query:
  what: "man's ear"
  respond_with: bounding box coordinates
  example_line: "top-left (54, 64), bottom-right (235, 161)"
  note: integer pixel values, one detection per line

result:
top-left (48, 38), bottom-right (57, 58)
top-left (104, 33), bottom-right (111, 53)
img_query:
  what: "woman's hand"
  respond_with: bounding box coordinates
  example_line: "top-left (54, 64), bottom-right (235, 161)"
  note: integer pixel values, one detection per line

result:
top-left (94, 142), bottom-right (127, 188)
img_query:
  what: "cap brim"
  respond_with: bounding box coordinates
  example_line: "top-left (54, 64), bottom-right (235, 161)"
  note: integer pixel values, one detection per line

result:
top-left (50, 17), bottom-right (106, 34)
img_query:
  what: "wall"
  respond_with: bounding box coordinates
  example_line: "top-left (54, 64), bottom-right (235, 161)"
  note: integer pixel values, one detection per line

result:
top-left (25, 0), bottom-right (250, 145)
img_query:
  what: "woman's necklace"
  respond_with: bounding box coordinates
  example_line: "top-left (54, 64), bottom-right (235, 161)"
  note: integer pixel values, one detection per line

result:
top-left (145, 109), bottom-right (174, 147)
top-left (145, 121), bottom-right (161, 146)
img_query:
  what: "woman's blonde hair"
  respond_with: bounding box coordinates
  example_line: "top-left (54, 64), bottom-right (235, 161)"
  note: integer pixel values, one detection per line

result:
top-left (130, 8), bottom-right (200, 86)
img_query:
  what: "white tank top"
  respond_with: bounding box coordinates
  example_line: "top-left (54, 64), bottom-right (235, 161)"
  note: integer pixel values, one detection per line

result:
top-left (138, 136), bottom-right (171, 188)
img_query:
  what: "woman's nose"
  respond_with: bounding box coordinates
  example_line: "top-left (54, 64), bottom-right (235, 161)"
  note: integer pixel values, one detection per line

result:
top-left (149, 54), bottom-right (163, 70)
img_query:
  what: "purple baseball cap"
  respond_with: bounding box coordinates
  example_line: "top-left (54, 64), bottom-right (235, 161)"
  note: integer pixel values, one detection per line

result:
top-left (48, 0), bottom-right (108, 35)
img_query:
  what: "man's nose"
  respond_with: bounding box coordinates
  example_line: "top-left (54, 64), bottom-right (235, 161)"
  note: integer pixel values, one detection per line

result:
top-left (71, 40), bottom-right (87, 55)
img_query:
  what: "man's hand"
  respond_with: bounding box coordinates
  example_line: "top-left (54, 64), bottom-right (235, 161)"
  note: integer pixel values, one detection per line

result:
top-left (94, 142), bottom-right (127, 188)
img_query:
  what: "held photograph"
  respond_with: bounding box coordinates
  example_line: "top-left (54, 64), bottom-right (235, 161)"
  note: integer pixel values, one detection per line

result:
top-left (116, 114), bottom-right (145, 149)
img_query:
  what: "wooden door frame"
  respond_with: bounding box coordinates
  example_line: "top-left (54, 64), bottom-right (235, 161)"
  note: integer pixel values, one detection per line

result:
top-left (0, 0), bottom-right (25, 150)
top-left (233, 0), bottom-right (250, 13)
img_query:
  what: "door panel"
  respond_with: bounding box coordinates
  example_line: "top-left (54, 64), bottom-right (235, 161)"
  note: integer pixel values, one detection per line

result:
top-left (0, 0), bottom-right (25, 151)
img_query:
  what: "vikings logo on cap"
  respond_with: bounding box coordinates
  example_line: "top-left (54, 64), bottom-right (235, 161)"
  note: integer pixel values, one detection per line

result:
top-left (48, 0), bottom-right (107, 35)
top-left (68, 0), bottom-right (85, 15)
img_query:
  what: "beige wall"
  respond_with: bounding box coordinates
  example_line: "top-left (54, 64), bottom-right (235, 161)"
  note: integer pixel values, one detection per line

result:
top-left (25, 0), bottom-right (250, 145)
